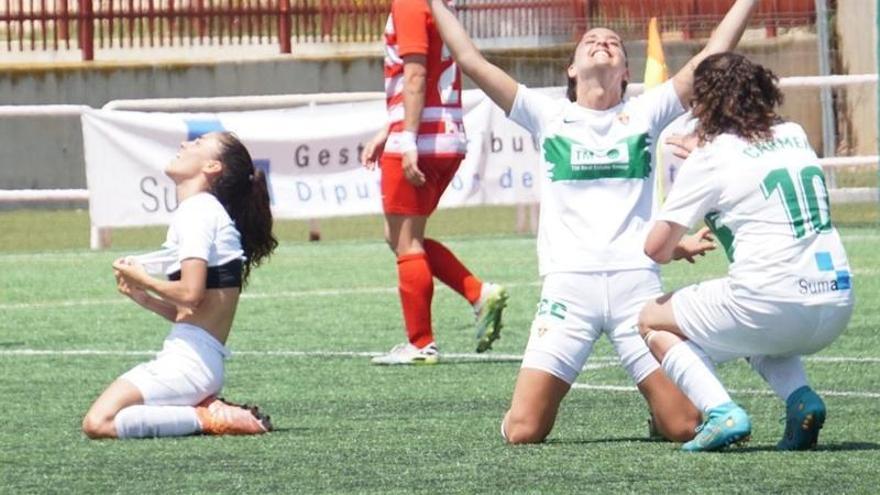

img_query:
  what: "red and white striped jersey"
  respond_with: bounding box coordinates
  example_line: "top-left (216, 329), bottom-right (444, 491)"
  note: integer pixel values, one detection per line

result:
top-left (383, 0), bottom-right (467, 158)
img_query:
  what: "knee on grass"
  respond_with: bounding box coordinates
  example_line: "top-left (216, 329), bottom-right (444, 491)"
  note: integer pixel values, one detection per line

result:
top-left (653, 411), bottom-right (702, 443)
top-left (81, 412), bottom-right (115, 439)
top-left (502, 411), bottom-right (551, 444)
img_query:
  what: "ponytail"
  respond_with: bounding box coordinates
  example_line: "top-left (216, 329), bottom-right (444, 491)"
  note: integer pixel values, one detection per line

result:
top-left (211, 133), bottom-right (279, 286)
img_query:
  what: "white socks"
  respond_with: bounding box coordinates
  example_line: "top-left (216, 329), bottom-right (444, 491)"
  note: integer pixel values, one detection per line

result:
top-left (747, 355), bottom-right (808, 401)
top-left (114, 405), bottom-right (202, 439)
top-left (662, 341), bottom-right (732, 412)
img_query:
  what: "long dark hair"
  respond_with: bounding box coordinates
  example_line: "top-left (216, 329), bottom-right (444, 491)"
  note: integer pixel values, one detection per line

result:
top-left (210, 132), bottom-right (278, 285)
top-left (692, 52), bottom-right (784, 144)
top-left (566, 39), bottom-right (629, 102)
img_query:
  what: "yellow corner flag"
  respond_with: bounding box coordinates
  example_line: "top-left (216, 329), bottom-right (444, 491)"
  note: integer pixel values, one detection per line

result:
top-left (645, 17), bottom-right (672, 202)
top-left (644, 17), bottom-right (668, 89)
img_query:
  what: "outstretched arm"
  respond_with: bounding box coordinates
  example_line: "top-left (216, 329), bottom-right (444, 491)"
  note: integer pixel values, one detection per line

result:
top-left (429, 0), bottom-right (519, 114)
top-left (645, 224), bottom-right (716, 264)
top-left (672, 0), bottom-right (759, 104)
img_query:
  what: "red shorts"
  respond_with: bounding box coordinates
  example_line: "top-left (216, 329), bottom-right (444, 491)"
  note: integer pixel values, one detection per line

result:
top-left (380, 154), bottom-right (463, 216)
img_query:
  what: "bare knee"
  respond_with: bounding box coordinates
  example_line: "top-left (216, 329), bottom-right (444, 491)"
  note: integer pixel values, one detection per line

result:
top-left (637, 305), bottom-right (655, 339)
top-left (637, 318), bottom-right (651, 339)
top-left (503, 410), bottom-right (552, 445)
top-left (81, 412), bottom-right (114, 439)
top-left (653, 408), bottom-right (702, 442)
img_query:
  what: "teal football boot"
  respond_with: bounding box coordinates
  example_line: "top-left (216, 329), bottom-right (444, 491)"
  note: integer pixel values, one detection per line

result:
top-left (778, 386), bottom-right (826, 451)
top-left (682, 402), bottom-right (752, 452)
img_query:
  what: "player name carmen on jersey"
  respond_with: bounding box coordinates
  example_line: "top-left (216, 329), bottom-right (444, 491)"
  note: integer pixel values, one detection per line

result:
top-left (743, 134), bottom-right (811, 158)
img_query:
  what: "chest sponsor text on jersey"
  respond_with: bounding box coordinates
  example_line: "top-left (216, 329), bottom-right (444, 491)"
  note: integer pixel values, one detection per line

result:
top-left (543, 133), bottom-right (651, 181)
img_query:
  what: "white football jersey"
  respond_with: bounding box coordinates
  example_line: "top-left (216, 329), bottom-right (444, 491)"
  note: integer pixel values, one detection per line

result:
top-left (658, 122), bottom-right (852, 303)
top-left (508, 81), bottom-right (685, 275)
top-left (162, 192), bottom-right (245, 275)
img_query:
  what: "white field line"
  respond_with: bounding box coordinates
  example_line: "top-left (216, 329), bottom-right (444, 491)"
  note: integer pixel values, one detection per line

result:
top-left (0, 231), bottom-right (875, 263)
top-left (0, 238), bottom-right (534, 263)
top-left (0, 348), bottom-right (528, 360)
top-left (571, 383), bottom-right (880, 399)
top-left (1, 348), bottom-right (876, 397)
top-left (6, 267), bottom-right (880, 311)
top-left (0, 281), bottom-right (543, 310)
top-left (0, 348), bottom-right (877, 366)
top-left (0, 347), bottom-right (614, 370)
top-left (3, 266), bottom-right (880, 312)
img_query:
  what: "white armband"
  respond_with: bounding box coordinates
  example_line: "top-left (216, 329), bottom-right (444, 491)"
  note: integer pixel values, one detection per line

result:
top-left (398, 131), bottom-right (418, 153)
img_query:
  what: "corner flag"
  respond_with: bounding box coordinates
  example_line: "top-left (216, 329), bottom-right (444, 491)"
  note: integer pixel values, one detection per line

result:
top-left (646, 17), bottom-right (673, 202)
top-left (644, 17), bottom-right (668, 89)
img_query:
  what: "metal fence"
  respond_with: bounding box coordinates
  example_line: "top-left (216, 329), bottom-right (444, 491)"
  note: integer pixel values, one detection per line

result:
top-left (1, 0), bottom-right (817, 61)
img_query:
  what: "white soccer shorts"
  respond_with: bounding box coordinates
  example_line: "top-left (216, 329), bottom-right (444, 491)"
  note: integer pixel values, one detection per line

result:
top-left (671, 277), bottom-right (854, 363)
top-left (521, 270), bottom-right (663, 385)
top-left (120, 323), bottom-right (229, 405)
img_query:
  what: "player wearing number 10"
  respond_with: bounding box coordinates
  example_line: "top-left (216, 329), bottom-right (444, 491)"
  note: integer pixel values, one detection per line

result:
top-left (638, 53), bottom-right (855, 452)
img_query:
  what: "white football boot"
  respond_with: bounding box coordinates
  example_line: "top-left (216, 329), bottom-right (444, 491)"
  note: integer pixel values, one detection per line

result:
top-left (371, 342), bottom-right (440, 365)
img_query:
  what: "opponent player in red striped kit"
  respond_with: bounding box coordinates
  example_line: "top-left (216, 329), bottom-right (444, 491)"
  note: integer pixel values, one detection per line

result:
top-left (362, 0), bottom-right (507, 364)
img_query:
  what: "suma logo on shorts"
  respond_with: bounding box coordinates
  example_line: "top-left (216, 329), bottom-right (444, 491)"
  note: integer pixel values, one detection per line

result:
top-left (801, 251), bottom-right (851, 295)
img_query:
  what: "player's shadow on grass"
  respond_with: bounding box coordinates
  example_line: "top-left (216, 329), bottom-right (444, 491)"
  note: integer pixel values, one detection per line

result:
top-left (435, 358), bottom-right (521, 366)
top-left (545, 437), bottom-right (660, 445)
top-left (0, 342), bottom-right (25, 348)
top-left (265, 427), bottom-right (309, 435)
top-left (547, 439), bottom-right (880, 451)
top-left (726, 441), bottom-right (880, 453)
top-left (815, 442), bottom-right (880, 452)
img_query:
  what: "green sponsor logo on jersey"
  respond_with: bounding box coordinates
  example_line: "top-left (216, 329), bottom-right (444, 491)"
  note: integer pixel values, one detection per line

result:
top-left (543, 133), bottom-right (652, 181)
top-left (705, 211), bottom-right (736, 262)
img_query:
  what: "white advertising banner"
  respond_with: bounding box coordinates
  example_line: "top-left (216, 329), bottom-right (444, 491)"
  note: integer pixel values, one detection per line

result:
top-left (82, 88), bottom-right (560, 228)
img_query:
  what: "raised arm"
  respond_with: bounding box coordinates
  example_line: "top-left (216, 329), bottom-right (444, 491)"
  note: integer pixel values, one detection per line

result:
top-left (672, 0), bottom-right (759, 104)
top-left (429, 0), bottom-right (519, 114)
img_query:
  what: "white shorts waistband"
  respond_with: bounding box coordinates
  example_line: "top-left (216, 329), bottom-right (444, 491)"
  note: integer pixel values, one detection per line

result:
top-left (168, 322), bottom-right (230, 358)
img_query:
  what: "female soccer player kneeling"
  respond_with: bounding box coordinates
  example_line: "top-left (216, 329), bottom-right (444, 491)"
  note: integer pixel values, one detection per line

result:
top-left (639, 53), bottom-right (855, 452)
top-left (430, 0), bottom-right (760, 444)
top-left (82, 132), bottom-right (278, 439)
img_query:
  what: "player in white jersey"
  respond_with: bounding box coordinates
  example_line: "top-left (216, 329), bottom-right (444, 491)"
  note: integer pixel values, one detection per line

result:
top-left (638, 53), bottom-right (855, 451)
top-left (429, 0), bottom-right (759, 443)
top-left (82, 132), bottom-right (277, 439)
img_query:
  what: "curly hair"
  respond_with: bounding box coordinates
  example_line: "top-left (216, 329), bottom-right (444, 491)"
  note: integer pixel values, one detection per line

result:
top-left (691, 52), bottom-right (784, 144)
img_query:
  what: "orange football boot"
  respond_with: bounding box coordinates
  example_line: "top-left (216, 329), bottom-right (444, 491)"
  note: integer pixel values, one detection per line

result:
top-left (196, 396), bottom-right (272, 435)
